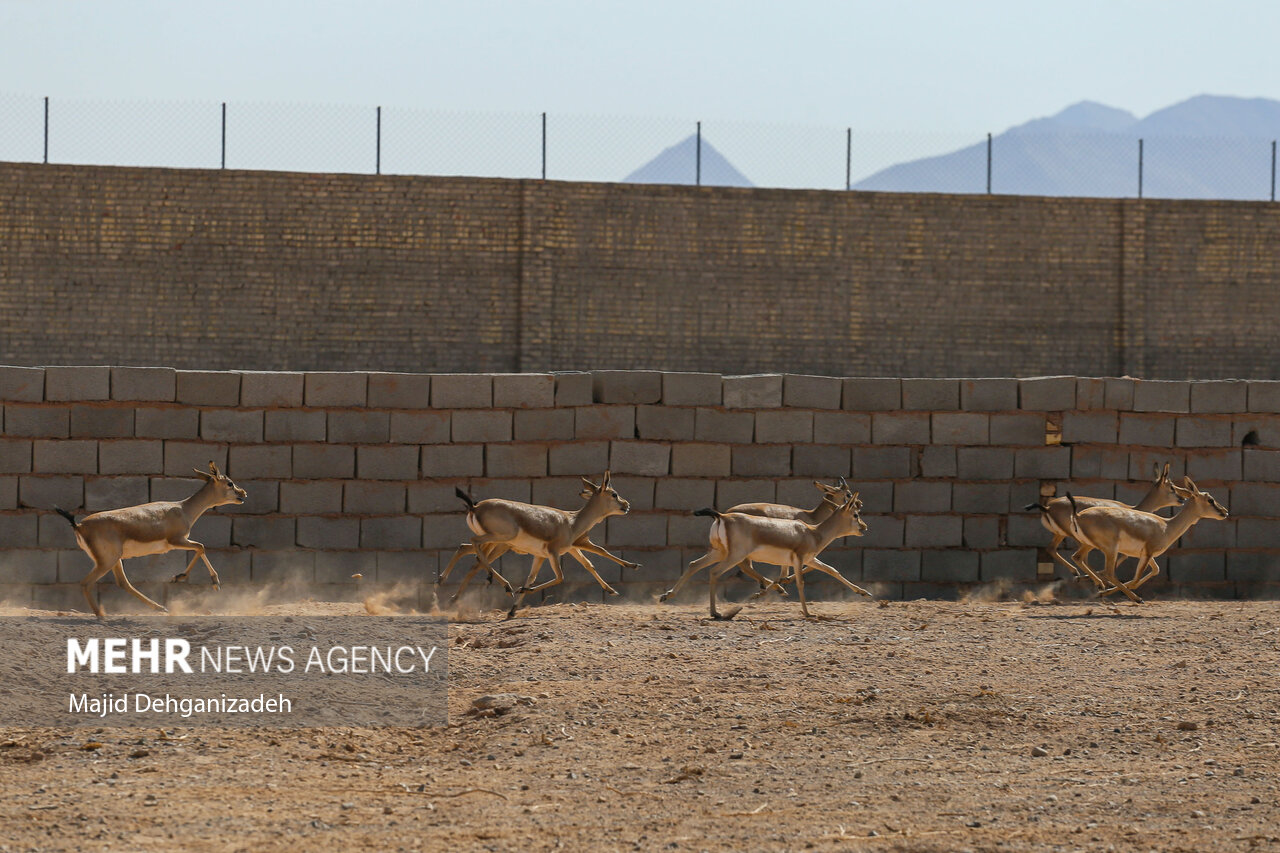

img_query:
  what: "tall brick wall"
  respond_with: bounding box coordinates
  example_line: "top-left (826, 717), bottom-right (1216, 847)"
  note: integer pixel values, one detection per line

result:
top-left (4, 163), bottom-right (1280, 378)
top-left (1, 366), bottom-right (1277, 614)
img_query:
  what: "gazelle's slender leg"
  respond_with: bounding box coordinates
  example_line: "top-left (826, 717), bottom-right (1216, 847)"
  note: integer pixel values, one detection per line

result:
top-left (1128, 555), bottom-right (1162, 592)
top-left (1099, 550), bottom-right (1143, 603)
top-left (80, 555), bottom-right (117, 621)
top-left (1068, 544), bottom-right (1109, 591)
top-left (803, 556), bottom-right (872, 597)
top-left (574, 541), bottom-right (639, 570)
top-left (566, 551), bottom-right (618, 595)
top-left (793, 558), bottom-right (812, 618)
top-left (109, 560), bottom-right (168, 613)
top-left (508, 555), bottom-right (561, 619)
top-left (169, 538), bottom-right (220, 588)
top-left (659, 551), bottom-right (721, 602)
top-left (450, 544), bottom-right (515, 602)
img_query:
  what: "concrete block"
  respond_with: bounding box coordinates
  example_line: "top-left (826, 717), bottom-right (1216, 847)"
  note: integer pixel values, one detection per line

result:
top-left (1180, 517), bottom-right (1235, 549)
top-left (492, 374), bottom-right (555, 409)
top-left (989, 413), bottom-right (1045, 445)
top-left (530, 477), bottom-right (589, 509)
top-left (1244, 449), bottom-right (1280, 482)
top-left (662, 372), bottom-right (722, 406)
top-left (792, 445), bottom-right (851, 478)
top-left (190, 516), bottom-right (232, 548)
top-left (960, 378), bottom-right (1017, 411)
top-left (228, 444), bottom-right (292, 480)
top-left (0, 476), bottom-right (14, 509)
top-left (1235, 519), bottom-right (1280, 549)
top-left (957, 484), bottom-right (1013, 512)
top-left (654, 478), bottom-right (717, 511)
top-left (1234, 417), bottom-right (1280, 449)
top-left (358, 445), bottom-right (420, 480)
top-left (593, 371), bottom-right (662, 405)
top-left (1132, 380), bottom-right (1191, 413)
top-left (407, 482), bottom-right (466, 514)
top-left (0, 366), bottom-right (43, 402)
top-left (863, 550), bottom-right (920, 583)
top-left (98, 440), bottom-right (163, 475)
top-left (755, 410), bottom-right (813, 443)
top-left (281, 481), bottom-right (344, 514)
top-left (70, 406), bottom-right (133, 438)
top-left (487, 444), bottom-right (548, 478)
top-left (920, 445), bottom-right (956, 478)
top-left (305, 372), bottom-right (368, 408)
top-left (694, 408), bottom-right (754, 443)
top-left (252, 551), bottom-right (316, 583)
top-left (264, 410), bottom-right (328, 443)
top-left (451, 410), bottom-right (512, 443)
top-left (981, 550), bottom-right (1037, 582)
top-left (607, 475), bottom-right (654, 510)
top-left (0, 440), bottom-right (33, 474)
top-left (388, 411), bottom-right (450, 444)
top-left (0, 514), bottom-right (38, 547)
top-left (932, 413), bottom-right (989, 445)
top-left (1075, 378), bottom-right (1107, 410)
top-left (367, 372), bottom-right (431, 409)
top-left (292, 444), bottom-right (355, 479)
top-left (201, 409), bottom-right (264, 443)
top-left (554, 372), bottom-right (593, 406)
top-left (1071, 446), bottom-right (1130, 480)
top-left (716, 479), bottom-right (775, 508)
top-left (110, 367), bottom-right (175, 402)
top-left (421, 514), bottom-right (470, 550)
top-left (45, 366), bottom-right (110, 402)
top-left (962, 517), bottom-right (1002, 548)
top-left (636, 406), bottom-right (695, 441)
top-left (575, 406), bottom-right (636, 440)
top-left (670, 443), bottom-right (731, 477)
top-left (957, 447), bottom-right (1014, 480)
top-left (328, 411), bottom-right (391, 444)
top-left (1167, 553), bottom-right (1225, 584)
top-left (219, 480), bottom-right (278, 515)
top-left (842, 377), bottom-right (900, 411)
top-left (421, 445), bottom-right (485, 478)
top-left (239, 371), bottom-right (305, 407)
top-left (1061, 412), bottom-right (1117, 445)
top-left (0, 550), bottom-right (57, 584)
top-left (1227, 551), bottom-right (1279, 583)
top-left (361, 517), bottom-right (422, 549)
top-left (1175, 417), bottom-right (1233, 448)
top-left (1007, 514), bottom-right (1051, 546)
top-left (376, 551), bottom-right (428, 583)
top-left (813, 411), bottom-right (871, 444)
top-left (668, 514), bottom-right (713, 548)
top-left (163, 443), bottom-right (228, 478)
top-left (901, 378), bottom-right (959, 411)
top-left (315, 552), bottom-right (376, 584)
top-left (1127, 451), bottom-right (1184, 483)
top-left (783, 374), bottom-right (842, 409)
top-left (1118, 414), bottom-right (1176, 447)
top-left (1019, 376), bottom-right (1076, 411)
top-left (19, 475), bottom-right (83, 510)
top-left (921, 550), bottom-right (980, 583)
top-left (904, 515), bottom-right (963, 547)
top-left (872, 413), bottom-right (930, 445)
top-left (1230, 483), bottom-right (1280, 517)
top-left (731, 445), bottom-right (791, 477)
top-left (605, 514), bottom-right (668, 548)
top-left (1104, 377), bottom-right (1135, 411)
top-left (858, 515), bottom-right (903, 548)
top-left (549, 441), bottom-right (610, 476)
top-left (610, 441), bottom-right (671, 476)
top-left (852, 447), bottom-right (911, 479)
top-left (176, 370), bottom-right (241, 406)
top-left (1191, 380), bottom-right (1248, 414)
top-left (1247, 381), bottom-right (1280, 413)
top-left (5, 405), bottom-right (69, 438)
top-left (37, 513), bottom-right (75, 548)
top-left (1014, 447), bottom-right (1071, 480)
top-left (135, 407), bottom-right (199, 439)
top-left (894, 481), bottom-right (951, 513)
top-left (149, 476), bottom-right (202, 502)
top-left (296, 517), bottom-right (358, 549)
top-left (514, 408), bottom-right (575, 441)
top-left (723, 375), bottom-right (783, 409)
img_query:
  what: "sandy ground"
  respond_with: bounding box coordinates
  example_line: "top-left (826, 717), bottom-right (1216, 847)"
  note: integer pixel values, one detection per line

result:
top-left (1, 589), bottom-right (1279, 852)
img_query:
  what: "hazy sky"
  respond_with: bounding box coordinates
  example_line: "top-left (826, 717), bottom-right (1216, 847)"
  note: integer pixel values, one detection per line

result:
top-left (3, 0), bottom-right (1277, 133)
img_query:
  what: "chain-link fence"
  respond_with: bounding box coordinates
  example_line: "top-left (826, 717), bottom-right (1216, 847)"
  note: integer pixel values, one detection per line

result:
top-left (2, 93), bottom-right (1278, 200)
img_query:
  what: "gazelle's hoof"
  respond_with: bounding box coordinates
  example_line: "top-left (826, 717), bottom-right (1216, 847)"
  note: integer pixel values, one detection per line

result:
top-left (604, 587), bottom-right (619, 596)
top-left (712, 605), bottom-right (744, 621)
top-left (171, 574), bottom-right (188, 584)
top-left (624, 562), bottom-right (641, 570)
top-left (504, 607), bottom-right (518, 620)
top-left (658, 592), bottom-right (672, 603)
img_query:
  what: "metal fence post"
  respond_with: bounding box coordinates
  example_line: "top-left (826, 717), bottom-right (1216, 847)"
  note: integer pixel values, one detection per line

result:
top-left (43, 96), bottom-right (49, 164)
top-left (375, 106), bottom-right (381, 175)
top-left (986, 132), bottom-right (992, 194)
top-left (220, 102), bottom-right (226, 169)
top-left (696, 121), bottom-right (702, 186)
top-left (1138, 138), bottom-right (1144, 199)
top-left (541, 112), bottom-right (547, 181)
top-left (845, 127), bottom-right (851, 191)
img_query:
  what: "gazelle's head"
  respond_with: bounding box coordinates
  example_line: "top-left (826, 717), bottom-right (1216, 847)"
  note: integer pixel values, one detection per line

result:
top-left (1148, 462), bottom-right (1184, 510)
top-left (1174, 476), bottom-right (1229, 521)
top-left (813, 477), bottom-right (853, 507)
top-left (834, 492), bottom-right (867, 537)
top-left (195, 461), bottom-right (247, 506)
top-left (581, 470), bottom-right (629, 518)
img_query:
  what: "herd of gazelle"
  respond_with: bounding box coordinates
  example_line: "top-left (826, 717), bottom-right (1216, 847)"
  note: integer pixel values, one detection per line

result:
top-left (52, 460), bottom-right (1228, 621)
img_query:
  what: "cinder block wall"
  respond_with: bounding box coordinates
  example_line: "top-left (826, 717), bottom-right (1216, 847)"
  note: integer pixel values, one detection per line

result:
top-left (7, 162), bottom-right (1280, 379)
top-left (2, 366), bottom-right (1277, 614)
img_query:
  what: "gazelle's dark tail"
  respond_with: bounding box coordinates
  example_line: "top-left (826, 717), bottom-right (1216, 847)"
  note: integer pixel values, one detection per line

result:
top-left (693, 507), bottom-right (723, 519)
top-left (455, 487), bottom-right (477, 510)
top-left (1024, 500), bottom-right (1050, 512)
top-left (54, 506), bottom-right (78, 528)
top-left (1065, 492), bottom-right (1081, 537)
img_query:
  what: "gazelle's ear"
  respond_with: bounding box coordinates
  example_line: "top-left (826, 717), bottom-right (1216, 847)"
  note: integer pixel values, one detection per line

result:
top-left (1183, 475), bottom-right (1198, 493)
top-left (193, 467), bottom-right (213, 480)
top-left (581, 477), bottom-right (600, 492)
top-left (208, 461), bottom-right (222, 478)
top-left (1162, 462), bottom-right (1170, 480)
top-left (602, 470), bottom-right (612, 486)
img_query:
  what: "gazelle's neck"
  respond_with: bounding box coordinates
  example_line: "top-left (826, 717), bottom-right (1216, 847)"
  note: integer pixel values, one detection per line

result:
top-left (180, 480), bottom-right (221, 522)
top-left (802, 499), bottom-right (838, 525)
top-left (811, 509), bottom-right (851, 549)
top-left (1157, 502), bottom-right (1208, 550)
top-left (568, 496), bottom-right (609, 539)
top-left (1134, 483), bottom-right (1169, 513)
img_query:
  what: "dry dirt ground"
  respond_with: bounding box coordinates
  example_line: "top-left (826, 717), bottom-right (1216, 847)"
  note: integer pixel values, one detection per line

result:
top-left (2, 590), bottom-right (1280, 852)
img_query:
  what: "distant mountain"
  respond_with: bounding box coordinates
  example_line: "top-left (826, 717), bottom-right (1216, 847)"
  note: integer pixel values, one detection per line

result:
top-left (625, 135), bottom-right (753, 187)
top-left (854, 95), bottom-right (1280, 199)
